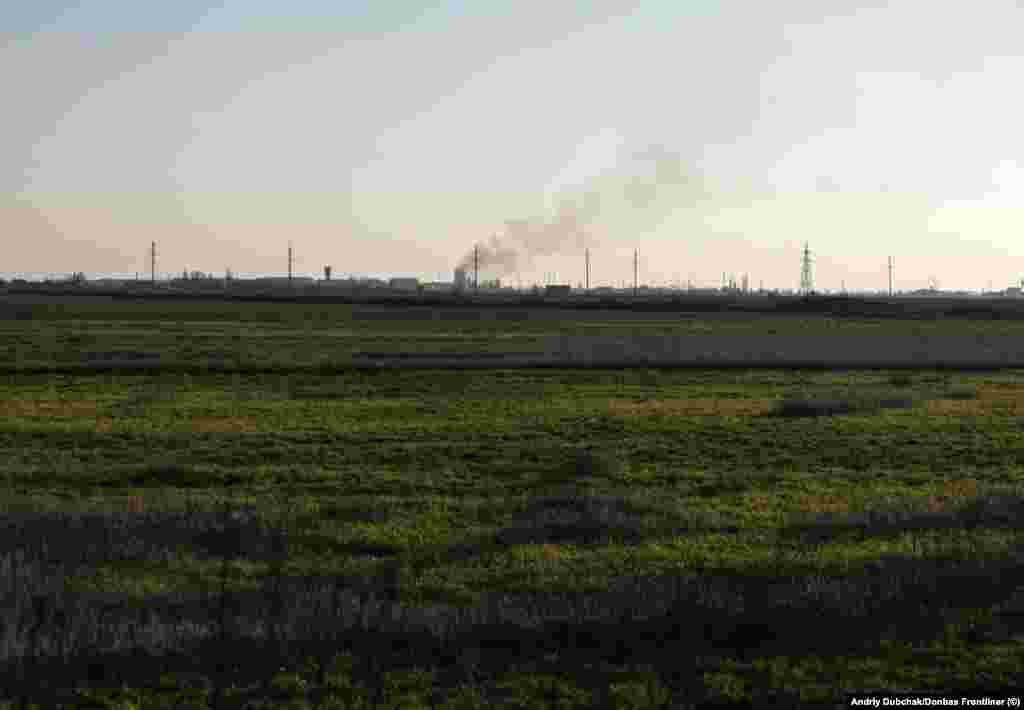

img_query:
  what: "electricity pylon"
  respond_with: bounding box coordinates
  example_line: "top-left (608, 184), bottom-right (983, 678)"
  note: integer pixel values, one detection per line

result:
top-left (800, 242), bottom-right (814, 295)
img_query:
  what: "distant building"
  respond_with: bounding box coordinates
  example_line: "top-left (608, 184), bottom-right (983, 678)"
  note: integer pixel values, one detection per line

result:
top-left (545, 284), bottom-right (571, 296)
top-left (454, 267), bottom-right (468, 291)
top-left (389, 277), bottom-right (420, 291)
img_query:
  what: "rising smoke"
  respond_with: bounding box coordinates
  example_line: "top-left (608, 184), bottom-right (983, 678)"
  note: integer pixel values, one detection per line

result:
top-left (457, 143), bottom-right (709, 276)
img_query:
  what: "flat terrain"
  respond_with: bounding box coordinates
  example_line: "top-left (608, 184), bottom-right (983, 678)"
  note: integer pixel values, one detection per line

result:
top-left (9, 295), bottom-right (1024, 371)
top-left (2, 295), bottom-right (1023, 708)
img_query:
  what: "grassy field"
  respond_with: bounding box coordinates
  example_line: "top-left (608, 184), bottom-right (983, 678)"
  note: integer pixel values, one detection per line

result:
top-left (9, 296), bottom-right (1024, 372)
top-left (2, 297), bottom-right (1024, 708)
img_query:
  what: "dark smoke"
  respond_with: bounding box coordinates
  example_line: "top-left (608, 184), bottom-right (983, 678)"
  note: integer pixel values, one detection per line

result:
top-left (458, 143), bottom-right (707, 276)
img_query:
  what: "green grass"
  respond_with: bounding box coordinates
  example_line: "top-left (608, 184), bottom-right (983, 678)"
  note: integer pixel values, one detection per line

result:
top-left (9, 298), bottom-right (1024, 373)
top-left (1, 298), bottom-right (1024, 707)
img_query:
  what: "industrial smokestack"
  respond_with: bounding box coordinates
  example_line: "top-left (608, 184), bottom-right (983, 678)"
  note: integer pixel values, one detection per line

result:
top-left (585, 248), bottom-right (590, 291)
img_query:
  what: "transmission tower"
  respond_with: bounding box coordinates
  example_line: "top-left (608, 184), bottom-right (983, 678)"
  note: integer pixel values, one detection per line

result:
top-left (799, 242), bottom-right (814, 295)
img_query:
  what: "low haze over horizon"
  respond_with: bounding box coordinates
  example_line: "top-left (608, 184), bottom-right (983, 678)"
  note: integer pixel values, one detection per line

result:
top-left (6, 1), bottom-right (1024, 292)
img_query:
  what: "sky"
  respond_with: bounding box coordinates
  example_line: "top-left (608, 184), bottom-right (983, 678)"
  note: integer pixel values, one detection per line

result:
top-left (5, 1), bottom-right (1024, 291)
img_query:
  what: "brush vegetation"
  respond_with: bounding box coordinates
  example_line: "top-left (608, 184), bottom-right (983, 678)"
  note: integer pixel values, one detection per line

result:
top-left (1, 297), bottom-right (1023, 708)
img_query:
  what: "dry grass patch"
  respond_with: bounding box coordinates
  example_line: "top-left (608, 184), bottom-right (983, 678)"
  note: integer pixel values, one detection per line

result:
top-left (925, 478), bottom-right (981, 512)
top-left (942, 477), bottom-right (980, 498)
top-left (798, 494), bottom-right (852, 515)
top-left (974, 383), bottom-right (1024, 398)
top-left (539, 543), bottom-right (567, 562)
top-left (607, 398), bottom-right (776, 418)
top-left (0, 399), bottom-right (100, 417)
top-left (925, 399), bottom-right (990, 416)
top-left (747, 494), bottom-right (774, 514)
top-left (927, 384), bottom-right (1024, 416)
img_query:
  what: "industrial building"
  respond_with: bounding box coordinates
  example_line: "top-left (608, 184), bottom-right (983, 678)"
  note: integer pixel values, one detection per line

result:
top-left (454, 267), bottom-right (468, 291)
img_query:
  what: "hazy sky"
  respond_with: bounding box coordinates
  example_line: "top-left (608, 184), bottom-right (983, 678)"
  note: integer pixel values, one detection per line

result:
top-left (6, 1), bottom-right (1024, 290)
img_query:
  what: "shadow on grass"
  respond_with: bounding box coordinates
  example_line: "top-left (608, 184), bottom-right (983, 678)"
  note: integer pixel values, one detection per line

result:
top-left (4, 488), bottom-right (1024, 707)
top-left (6, 550), bottom-right (1024, 708)
top-left (771, 395), bottom-right (916, 418)
top-left (771, 380), bottom-right (980, 419)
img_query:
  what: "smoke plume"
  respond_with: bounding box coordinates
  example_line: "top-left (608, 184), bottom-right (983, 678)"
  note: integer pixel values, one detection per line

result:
top-left (458, 142), bottom-right (708, 276)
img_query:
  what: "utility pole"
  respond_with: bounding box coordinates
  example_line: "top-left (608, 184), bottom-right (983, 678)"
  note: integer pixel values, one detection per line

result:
top-left (888, 256), bottom-right (893, 297)
top-left (150, 241), bottom-right (156, 285)
top-left (634, 249), bottom-right (638, 297)
top-left (585, 248), bottom-right (590, 291)
top-left (474, 244), bottom-right (479, 293)
top-left (288, 241), bottom-right (293, 285)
